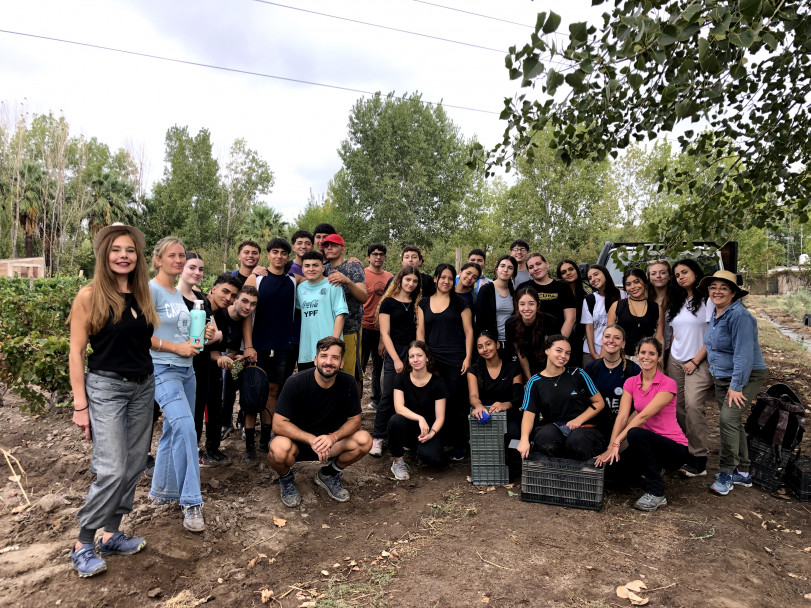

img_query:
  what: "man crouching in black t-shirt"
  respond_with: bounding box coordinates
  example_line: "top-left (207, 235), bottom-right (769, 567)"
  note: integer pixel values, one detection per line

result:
top-left (269, 337), bottom-right (373, 507)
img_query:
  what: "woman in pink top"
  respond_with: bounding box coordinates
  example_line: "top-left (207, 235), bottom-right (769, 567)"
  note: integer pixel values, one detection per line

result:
top-left (595, 337), bottom-right (688, 512)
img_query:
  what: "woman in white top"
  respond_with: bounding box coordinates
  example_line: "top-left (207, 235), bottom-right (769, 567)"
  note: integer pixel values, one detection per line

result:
top-left (581, 264), bottom-right (624, 366)
top-left (666, 259), bottom-right (713, 478)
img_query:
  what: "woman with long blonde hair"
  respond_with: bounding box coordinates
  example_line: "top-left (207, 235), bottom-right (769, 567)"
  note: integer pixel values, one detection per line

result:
top-left (68, 223), bottom-right (158, 577)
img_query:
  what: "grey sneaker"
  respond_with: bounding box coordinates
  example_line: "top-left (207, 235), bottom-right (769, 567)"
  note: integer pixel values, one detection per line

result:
top-left (279, 473), bottom-right (301, 508)
top-left (732, 470), bottom-right (753, 487)
top-left (391, 459), bottom-right (410, 480)
top-left (182, 504), bottom-right (205, 532)
top-left (70, 544), bottom-right (107, 578)
top-left (633, 493), bottom-right (668, 511)
top-left (97, 531), bottom-right (146, 556)
top-left (370, 438), bottom-right (383, 458)
top-left (315, 470), bottom-right (350, 502)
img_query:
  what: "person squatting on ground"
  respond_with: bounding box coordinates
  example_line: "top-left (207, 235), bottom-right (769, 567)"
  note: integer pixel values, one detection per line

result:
top-left (268, 337), bottom-right (372, 507)
top-left (68, 223), bottom-right (159, 577)
top-left (148, 236), bottom-right (211, 533)
top-left (517, 335), bottom-right (606, 461)
top-left (699, 270), bottom-right (768, 496)
top-left (370, 266), bottom-right (422, 457)
top-left (388, 341), bottom-right (448, 480)
top-left (595, 337), bottom-right (688, 512)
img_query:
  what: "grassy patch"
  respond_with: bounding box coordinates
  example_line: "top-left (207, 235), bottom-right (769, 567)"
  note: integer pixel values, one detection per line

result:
top-left (761, 289), bottom-right (811, 322)
top-left (420, 485), bottom-right (477, 533)
top-left (313, 566), bottom-right (396, 608)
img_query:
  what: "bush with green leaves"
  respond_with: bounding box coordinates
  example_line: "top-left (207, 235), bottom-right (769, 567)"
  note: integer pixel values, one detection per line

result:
top-left (0, 277), bottom-right (84, 412)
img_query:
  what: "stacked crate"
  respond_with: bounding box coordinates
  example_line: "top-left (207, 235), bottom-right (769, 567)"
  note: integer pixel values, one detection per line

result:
top-left (468, 410), bottom-right (509, 486)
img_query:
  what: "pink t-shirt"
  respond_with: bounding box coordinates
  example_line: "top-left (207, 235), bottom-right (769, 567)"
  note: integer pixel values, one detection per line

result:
top-left (623, 369), bottom-right (687, 446)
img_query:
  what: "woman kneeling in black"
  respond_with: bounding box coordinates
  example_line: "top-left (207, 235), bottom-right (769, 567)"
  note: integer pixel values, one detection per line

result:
top-left (388, 341), bottom-right (447, 480)
top-left (517, 335), bottom-right (605, 460)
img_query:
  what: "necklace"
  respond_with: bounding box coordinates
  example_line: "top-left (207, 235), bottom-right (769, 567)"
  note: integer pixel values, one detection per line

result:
top-left (603, 356), bottom-right (621, 374)
top-left (542, 371), bottom-right (566, 387)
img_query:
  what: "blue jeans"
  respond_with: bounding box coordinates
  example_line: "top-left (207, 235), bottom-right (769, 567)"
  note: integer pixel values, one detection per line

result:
top-left (77, 372), bottom-right (155, 532)
top-left (149, 364), bottom-right (202, 506)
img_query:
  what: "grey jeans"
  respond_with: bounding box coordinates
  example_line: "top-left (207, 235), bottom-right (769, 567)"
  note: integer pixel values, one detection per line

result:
top-left (714, 368), bottom-right (768, 473)
top-left (76, 372), bottom-right (155, 533)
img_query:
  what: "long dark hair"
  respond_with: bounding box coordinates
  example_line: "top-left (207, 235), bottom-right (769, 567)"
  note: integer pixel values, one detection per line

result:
top-left (403, 340), bottom-right (438, 376)
top-left (667, 258), bottom-right (707, 321)
top-left (513, 288), bottom-right (545, 364)
top-left (557, 258), bottom-right (586, 303)
top-left (588, 264), bottom-right (621, 311)
top-left (433, 263), bottom-right (466, 314)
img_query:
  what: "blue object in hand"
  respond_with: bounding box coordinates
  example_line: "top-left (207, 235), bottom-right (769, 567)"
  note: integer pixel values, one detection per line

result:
top-left (478, 410), bottom-right (491, 424)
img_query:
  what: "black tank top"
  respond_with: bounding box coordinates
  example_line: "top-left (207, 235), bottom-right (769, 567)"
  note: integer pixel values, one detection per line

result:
top-left (88, 293), bottom-right (154, 376)
top-left (615, 298), bottom-right (659, 356)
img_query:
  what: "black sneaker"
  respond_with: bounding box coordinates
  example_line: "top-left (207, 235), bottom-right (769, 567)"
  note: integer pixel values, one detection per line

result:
top-left (315, 470), bottom-right (350, 502)
top-left (245, 445), bottom-right (257, 464)
top-left (221, 426), bottom-right (234, 441)
top-left (279, 473), bottom-right (301, 508)
top-left (208, 448), bottom-right (231, 466)
top-left (257, 440), bottom-right (270, 453)
top-left (143, 454), bottom-right (155, 478)
top-left (679, 463), bottom-right (707, 478)
top-left (198, 450), bottom-right (220, 468)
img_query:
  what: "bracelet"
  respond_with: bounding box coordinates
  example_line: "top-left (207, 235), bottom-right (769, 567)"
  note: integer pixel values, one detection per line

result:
top-left (612, 442), bottom-right (620, 448)
top-left (329, 432), bottom-right (337, 444)
top-left (429, 429), bottom-right (436, 435)
top-left (245, 346), bottom-right (255, 351)
top-left (157, 339), bottom-right (162, 352)
top-left (74, 406), bottom-right (88, 412)
top-left (690, 359), bottom-right (698, 366)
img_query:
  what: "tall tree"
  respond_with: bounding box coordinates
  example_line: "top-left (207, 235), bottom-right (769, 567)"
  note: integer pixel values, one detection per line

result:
top-left (333, 92), bottom-right (474, 251)
top-left (485, 1), bottom-right (810, 248)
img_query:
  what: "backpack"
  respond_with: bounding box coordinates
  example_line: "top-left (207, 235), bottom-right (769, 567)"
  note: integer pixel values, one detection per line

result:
top-left (745, 383), bottom-right (806, 459)
top-left (240, 363), bottom-right (269, 415)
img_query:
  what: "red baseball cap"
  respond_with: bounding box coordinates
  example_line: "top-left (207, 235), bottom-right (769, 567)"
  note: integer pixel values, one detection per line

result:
top-left (322, 234), bottom-right (345, 247)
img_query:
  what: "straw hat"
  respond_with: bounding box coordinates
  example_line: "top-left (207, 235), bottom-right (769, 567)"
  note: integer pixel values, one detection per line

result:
top-left (696, 270), bottom-right (748, 299)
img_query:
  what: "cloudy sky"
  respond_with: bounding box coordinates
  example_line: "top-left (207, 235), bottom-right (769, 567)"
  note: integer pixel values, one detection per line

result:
top-left (1, 0), bottom-right (598, 221)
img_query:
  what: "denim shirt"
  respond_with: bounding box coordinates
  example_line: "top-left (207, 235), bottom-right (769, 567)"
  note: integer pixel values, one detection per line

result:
top-left (704, 299), bottom-right (766, 392)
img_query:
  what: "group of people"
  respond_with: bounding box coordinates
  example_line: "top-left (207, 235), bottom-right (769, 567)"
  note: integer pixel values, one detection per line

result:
top-left (67, 223), bottom-right (767, 578)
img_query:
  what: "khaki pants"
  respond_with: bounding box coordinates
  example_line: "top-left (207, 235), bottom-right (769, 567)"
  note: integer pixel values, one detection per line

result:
top-left (342, 330), bottom-right (362, 380)
top-left (714, 368), bottom-right (768, 473)
top-left (667, 357), bottom-right (714, 459)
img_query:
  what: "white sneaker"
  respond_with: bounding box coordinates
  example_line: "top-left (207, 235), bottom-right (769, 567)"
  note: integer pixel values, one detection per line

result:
top-left (370, 438), bottom-right (383, 458)
top-left (391, 459), bottom-right (410, 480)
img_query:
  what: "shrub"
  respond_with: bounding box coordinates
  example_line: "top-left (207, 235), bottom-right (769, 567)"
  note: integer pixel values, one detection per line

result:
top-left (0, 277), bottom-right (85, 412)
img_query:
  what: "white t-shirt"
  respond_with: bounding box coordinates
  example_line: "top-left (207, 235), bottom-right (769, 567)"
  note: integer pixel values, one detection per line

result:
top-left (669, 298), bottom-right (713, 362)
top-left (580, 291), bottom-right (627, 354)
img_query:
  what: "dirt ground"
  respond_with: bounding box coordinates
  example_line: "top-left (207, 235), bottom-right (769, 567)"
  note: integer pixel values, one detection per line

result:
top-left (1, 297), bottom-right (811, 608)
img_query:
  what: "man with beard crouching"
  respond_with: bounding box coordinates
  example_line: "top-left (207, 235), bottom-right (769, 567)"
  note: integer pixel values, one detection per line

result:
top-left (268, 337), bottom-right (372, 507)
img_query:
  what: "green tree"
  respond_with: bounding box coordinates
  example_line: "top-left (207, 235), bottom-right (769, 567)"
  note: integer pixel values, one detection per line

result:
top-left (333, 92), bottom-right (474, 252)
top-left (485, 1), bottom-right (810, 248)
top-left (241, 205), bottom-right (288, 249)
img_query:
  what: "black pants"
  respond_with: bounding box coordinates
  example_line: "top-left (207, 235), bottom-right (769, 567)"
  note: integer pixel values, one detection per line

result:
top-left (373, 349), bottom-right (407, 439)
top-left (434, 359), bottom-right (469, 452)
top-left (360, 328), bottom-right (384, 403)
top-left (387, 414), bottom-right (443, 465)
top-left (531, 424), bottom-right (604, 460)
top-left (221, 367), bottom-right (238, 430)
top-left (192, 353), bottom-right (210, 444)
top-left (611, 427), bottom-right (688, 496)
top-left (193, 357), bottom-right (223, 453)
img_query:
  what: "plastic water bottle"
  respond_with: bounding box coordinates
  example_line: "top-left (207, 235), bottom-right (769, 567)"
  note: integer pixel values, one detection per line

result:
top-left (189, 300), bottom-right (206, 350)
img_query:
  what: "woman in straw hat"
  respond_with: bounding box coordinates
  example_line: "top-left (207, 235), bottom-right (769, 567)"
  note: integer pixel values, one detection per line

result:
top-left (68, 223), bottom-right (159, 577)
top-left (697, 270), bottom-right (767, 496)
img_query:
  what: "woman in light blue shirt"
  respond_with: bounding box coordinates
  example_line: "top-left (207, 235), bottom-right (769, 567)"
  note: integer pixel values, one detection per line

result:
top-left (698, 270), bottom-right (767, 496)
top-left (148, 237), bottom-right (210, 532)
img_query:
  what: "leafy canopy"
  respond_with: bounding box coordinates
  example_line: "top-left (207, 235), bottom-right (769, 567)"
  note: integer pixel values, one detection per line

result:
top-left (479, 0), bottom-right (810, 247)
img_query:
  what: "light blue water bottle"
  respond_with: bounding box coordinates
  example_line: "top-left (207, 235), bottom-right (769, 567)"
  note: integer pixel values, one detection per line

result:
top-left (189, 300), bottom-right (206, 350)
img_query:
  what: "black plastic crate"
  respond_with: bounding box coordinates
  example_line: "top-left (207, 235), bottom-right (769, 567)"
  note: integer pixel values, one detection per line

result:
top-left (748, 438), bottom-right (793, 491)
top-left (471, 464), bottom-right (510, 486)
top-left (521, 455), bottom-right (604, 511)
top-left (785, 455), bottom-right (811, 502)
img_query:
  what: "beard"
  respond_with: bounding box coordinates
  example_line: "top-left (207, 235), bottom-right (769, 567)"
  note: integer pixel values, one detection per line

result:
top-left (316, 363), bottom-right (339, 379)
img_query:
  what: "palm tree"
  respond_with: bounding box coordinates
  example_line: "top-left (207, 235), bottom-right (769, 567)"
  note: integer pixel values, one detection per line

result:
top-left (241, 205), bottom-right (289, 245)
top-left (87, 170), bottom-right (137, 235)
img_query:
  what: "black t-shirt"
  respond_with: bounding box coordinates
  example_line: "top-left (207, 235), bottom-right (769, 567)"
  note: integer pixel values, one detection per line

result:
top-left (467, 359), bottom-right (520, 406)
top-left (218, 309), bottom-right (246, 352)
top-left (418, 296), bottom-right (470, 365)
top-left (585, 358), bottom-right (641, 417)
top-left (378, 297), bottom-right (418, 353)
top-left (274, 368), bottom-right (361, 436)
top-left (231, 269), bottom-right (250, 288)
top-left (615, 299), bottom-right (660, 356)
top-left (521, 368), bottom-right (598, 424)
top-left (392, 372), bottom-right (448, 424)
top-left (516, 279), bottom-right (576, 335)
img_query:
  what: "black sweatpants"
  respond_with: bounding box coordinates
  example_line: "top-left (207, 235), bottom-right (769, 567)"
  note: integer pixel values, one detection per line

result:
top-left (193, 358), bottom-right (223, 453)
top-left (434, 359), bottom-right (469, 452)
top-left (613, 427), bottom-right (688, 496)
top-left (360, 328), bottom-right (384, 403)
top-left (373, 349), bottom-right (406, 439)
top-left (531, 423), bottom-right (604, 460)
top-left (387, 414), bottom-right (443, 465)
top-left (192, 353), bottom-right (209, 444)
